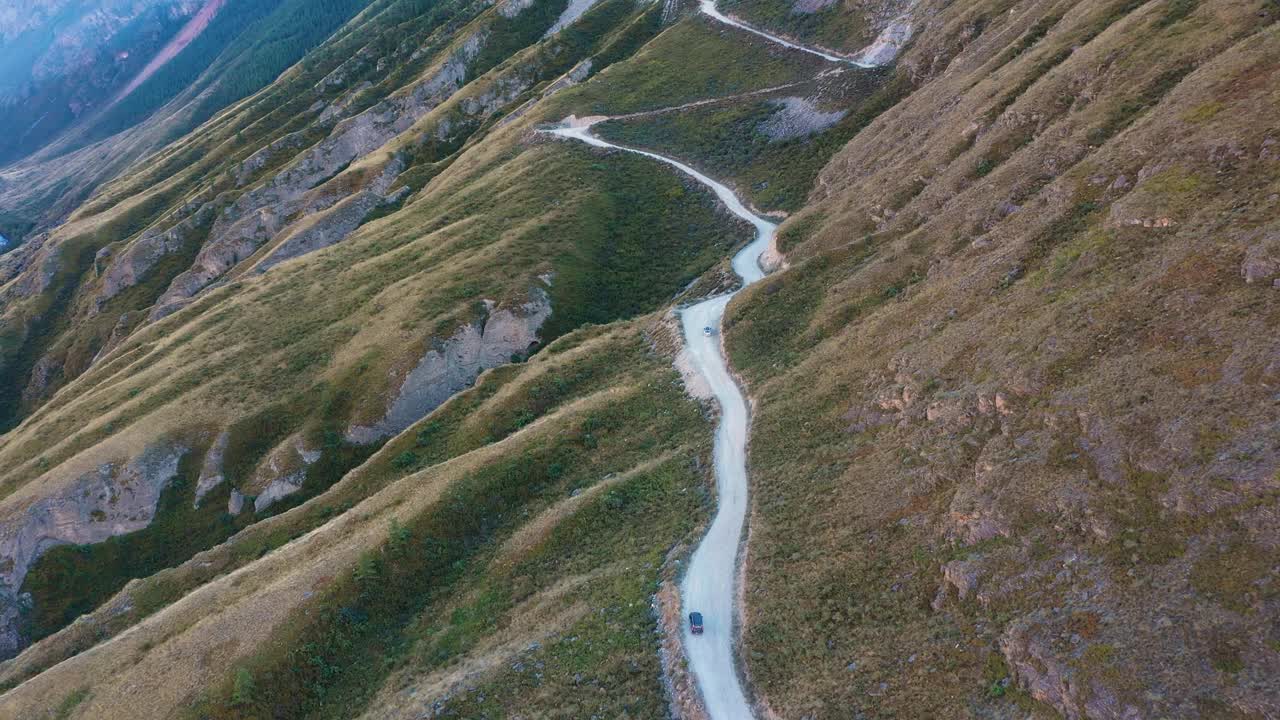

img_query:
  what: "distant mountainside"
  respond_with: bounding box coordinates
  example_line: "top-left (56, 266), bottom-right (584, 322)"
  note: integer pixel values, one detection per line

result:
top-left (0, 0), bottom-right (1276, 718)
top-left (0, 0), bottom-right (207, 166)
top-left (0, 0), bottom-right (372, 245)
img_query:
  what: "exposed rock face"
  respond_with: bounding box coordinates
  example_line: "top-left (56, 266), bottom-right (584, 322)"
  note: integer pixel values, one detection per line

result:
top-left (0, 232), bottom-right (58, 299)
top-left (253, 476), bottom-right (307, 514)
top-left (246, 433), bottom-right (322, 513)
top-left (347, 290), bottom-right (553, 444)
top-left (855, 16), bottom-right (913, 66)
top-left (759, 97), bottom-right (846, 142)
top-left (316, 81), bottom-right (374, 126)
top-left (227, 489), bottom-right (245, 515)
top-left (251, 155), bottom-right (409, 274)
top-left (151, 32), bottom-right (488, 317)
top-left (234, 132), bottom-right (310, 187)
top-left (498, 0), bottom-right (537, 18)
top-left (18, 354), bottom-right (62, 411)
top-left (90, 204), bottom-right (215, 315)
top-left (193, 430), bottom-right (229, 507)
top-left (545, 0), bottom-right (602, 36)
top-left (1241, 232), bottom-right (1279, 285)
top-left (1000, 614), bottom-right (1091, 719)
top-left (0, 441), bottom-right (187, 659)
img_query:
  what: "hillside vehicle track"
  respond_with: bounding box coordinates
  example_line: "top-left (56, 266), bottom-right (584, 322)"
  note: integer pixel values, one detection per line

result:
top-left (547, 4), bottom-right (878, 715)
top-left (697, 0), bottom-right (876, 68)
top-left (550, 121), bottom-right (773, 719)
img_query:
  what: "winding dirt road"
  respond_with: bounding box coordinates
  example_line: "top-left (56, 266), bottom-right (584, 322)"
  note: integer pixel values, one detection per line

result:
top-left (697, 0), bottom-right (876, 68)
top-left (550, 121), bottom-right (773, 718)
top-left (546, 3), bottom-right (886, 714)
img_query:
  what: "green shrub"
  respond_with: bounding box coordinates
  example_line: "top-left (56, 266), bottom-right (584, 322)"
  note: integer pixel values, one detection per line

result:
top-left (232, 668), bottom-right (256, 707)
top-left (391, 451), bottom-right (419, 470)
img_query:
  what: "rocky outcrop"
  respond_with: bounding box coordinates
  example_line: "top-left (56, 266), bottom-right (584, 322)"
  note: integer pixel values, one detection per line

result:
top-left (193, 430), bottom-right (229, 507)
top-left (148, 205), bottom-right (281, 319)
top-left (234, 131), bottom-right (310, 187)
top-left (89, 204), bottom-right (215, 316)
top-left (251, 155), bottom-right (409, 274)
top-left (498, 0), bottom-right (537, 18)
top-left (244, 433), bottom-right (322, 513)
top-left (316, 81), bottom-right (374, 126)
top-left (347, 290), bottom-right (552, 444)
top-left (1241, 232), bottom-right (1279, 286)
top-left (545, 0), bottom-right (602, 36)
top-left (227, 489), bottom-right (246, 515)
top-left (0, 441), bottom-right (187, 659)
top-left (151, 32), bottom-right (488, 317)
top-left (855, 16), bottom-right (913, 67)
top-left (0, 232), bottom-right (58, 299)
top-left (759, 97), bottom-right (846, 142)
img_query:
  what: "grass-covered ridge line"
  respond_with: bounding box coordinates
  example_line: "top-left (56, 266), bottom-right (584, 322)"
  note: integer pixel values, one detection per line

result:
top-left (183, 331), bottom-right (709, 719)
top-left (0, 0), bottom-right (749, 676)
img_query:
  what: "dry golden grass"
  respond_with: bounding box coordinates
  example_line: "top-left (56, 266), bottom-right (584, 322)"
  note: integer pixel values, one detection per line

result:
top-left (0, 370), bottom-right (643, 719)
top-left (728, 1), bottom-right (1280, 717)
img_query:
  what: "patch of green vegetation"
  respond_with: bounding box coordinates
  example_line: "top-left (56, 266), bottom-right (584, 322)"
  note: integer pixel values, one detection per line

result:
top-left (0, 236), bottom-right (101, 434)
top-left (54, 687), bottom-right (91, 720)
top-left (1047, 229), bottom-right (1112, 281)
top-left (725, 258), bottom-right (828, 379)
top-left (1142, 167), bottom-right (1202, 198)
top-left (777, 211), bottom-right (824, 254)
top-left (1027, 200), bottom-right (1102, 266)
top-left (1087, 63), bottom-right (1195, 146)
top-left (222, 403), bottom-right (304, 489)
top-left (591, 0), bottom-right (663, 68)
top-left (556, 18), bottom-right (823, 116)
top-left (0, 178), bottom-right (199, 433)
top-left (1208, 636), bottom-right (1245, 674)
top-left (1156, 0), bottom-right (1198, 28)
top-left (1099, 470), bottom-right (1188, 568)
top-left (1190, 537), bottom-right (1274, 613)
top-left (725, 243), bottom-right (880, 381)
top-left (0, 210), bottom-right (35, 247)
top-left (594, 64), bottom-right (907, 211)
top-left (231, 668), bottom-right (256, 707)
top-left (990, 12), bottom-right (1065, 71)
top-left (470, 0), bottom-right (571, 80)
top-left (540, 148), bottom-right (741, 338)
top-left (1182, 100), bottom-right (1225, 124)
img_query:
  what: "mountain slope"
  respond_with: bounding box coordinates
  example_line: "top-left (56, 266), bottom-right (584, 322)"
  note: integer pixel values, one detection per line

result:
top-left (0, 0), bottom-right (1276, 717)
top-left (726, 0), bottom-right (1280, 716)
top-left (0, 0), bottom-right (375, 245)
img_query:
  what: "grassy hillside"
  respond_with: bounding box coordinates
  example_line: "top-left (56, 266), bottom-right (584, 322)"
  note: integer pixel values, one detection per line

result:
top-left (0, 0), bottom-right (751, 693)
top-left (0, 319), bottom-right (716, 720)
top-left (727, 0), bottom-right (1280, 716)
top-left (1, 0), bottom-right (1278, 717)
